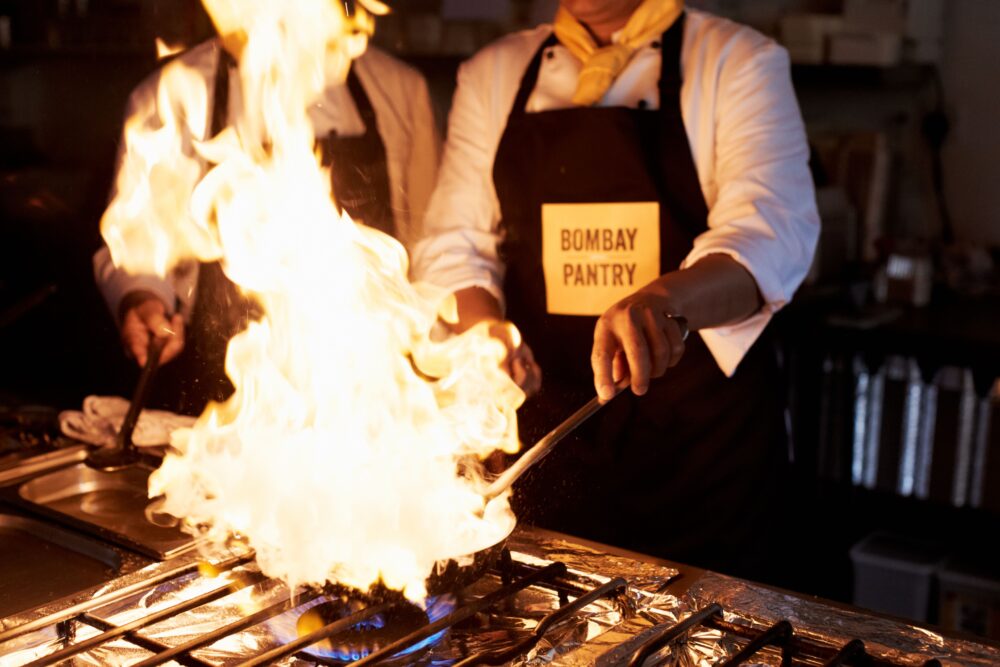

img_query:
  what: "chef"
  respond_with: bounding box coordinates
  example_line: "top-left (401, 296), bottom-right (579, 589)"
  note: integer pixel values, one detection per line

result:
top-left (412, 0), bottom-right (819, 579)
top-left (94, 3), bottom-right (440, 413)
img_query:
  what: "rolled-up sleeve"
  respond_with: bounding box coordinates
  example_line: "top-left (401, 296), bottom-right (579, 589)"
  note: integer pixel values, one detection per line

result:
top-left (410, 53), bottom-right (507, 306)
top-left (93, 82), bottom-right (179, 323)
top-left (683, 42), bottom-right (819, 376)
top-left (398, 74), bottom-right (441, 251)
top-left (93, 246), bottom-right (178, 322)
top-left (93, 68), bottom-right (202, 324)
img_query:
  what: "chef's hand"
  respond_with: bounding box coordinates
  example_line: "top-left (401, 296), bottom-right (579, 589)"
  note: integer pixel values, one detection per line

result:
top-left (592, 288), bottom-right (685, 402)
top-left (452, 287), bottom-right (542, 398)
top-left (119, 291), bottom-right (184, 367)
top-left (488, 321), bottom-right (542, 398)
top-left (591, 255), bottom-right (767, 402)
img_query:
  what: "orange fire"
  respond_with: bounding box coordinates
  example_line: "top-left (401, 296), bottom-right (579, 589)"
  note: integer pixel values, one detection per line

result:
top-left (102, 0), bottom-right (522, 600)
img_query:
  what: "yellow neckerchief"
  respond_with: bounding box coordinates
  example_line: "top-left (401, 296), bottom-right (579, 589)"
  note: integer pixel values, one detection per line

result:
top-left (553, 0), bottom-right (684, 106)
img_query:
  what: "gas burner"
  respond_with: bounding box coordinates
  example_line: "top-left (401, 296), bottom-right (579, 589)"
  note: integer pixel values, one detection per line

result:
top-left (292, 595), bottom-right (454, 665)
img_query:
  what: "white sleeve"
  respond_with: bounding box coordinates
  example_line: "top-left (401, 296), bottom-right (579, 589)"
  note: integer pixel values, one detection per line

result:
top-left (93, 76), bottom-right (203, 324)
top-left (93, 246), bottom-right (178, 322)
top-left (410, 55), bottom-right (506, 306)
top-left (93, 83), bottom-right (180, 324)
top-left (683, 41), bottom-right (819, 376)
top-left (398, 72), bottom-right (441, 252)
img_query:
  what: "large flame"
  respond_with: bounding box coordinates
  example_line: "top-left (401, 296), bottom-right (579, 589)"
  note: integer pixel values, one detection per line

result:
top-left (101, 0), bottom-right (522, 600)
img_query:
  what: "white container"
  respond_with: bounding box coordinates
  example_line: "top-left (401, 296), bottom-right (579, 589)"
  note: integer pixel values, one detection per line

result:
top-left (844, 0), bottom-right (943, 37)
top-left (780, 13), bottom-right (844, 64)
top-left (850, 532), bottom-right (945, 622)
top-left (784, 41), bottom-right (825, 65)
top-left (843, 0), bottom-right (944, 63)
top-left (938, 559), bottom-right (1000, 640)
top-left (830, 30), bottom-right (903, 67)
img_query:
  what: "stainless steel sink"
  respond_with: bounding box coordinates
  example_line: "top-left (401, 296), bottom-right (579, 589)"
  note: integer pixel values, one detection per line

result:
top-left (16, 464), bottom-right (197, 560)
top-left (0, 443), bottom-right (88, 486)
top-left (0, 513), bottom-right (122, 618)
top-left (0, 405), bottom-right (89, 485)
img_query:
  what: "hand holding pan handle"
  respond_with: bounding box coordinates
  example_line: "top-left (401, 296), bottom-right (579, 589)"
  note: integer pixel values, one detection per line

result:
top-left (481, 317), bottom-right (688, 506)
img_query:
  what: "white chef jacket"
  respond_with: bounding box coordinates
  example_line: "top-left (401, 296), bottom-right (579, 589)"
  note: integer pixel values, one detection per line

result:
top-left (94, 38), bottom-right (440, 322)
top-left (411, 10), bottom-right (819, 377)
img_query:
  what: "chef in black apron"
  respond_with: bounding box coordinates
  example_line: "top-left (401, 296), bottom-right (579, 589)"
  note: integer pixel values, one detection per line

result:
top-left (413, 0), bottom-right (817, 579)
top-left (166, 46), bottom-right (398, 414)
top-left (100, 36), bottom-right (438, 415)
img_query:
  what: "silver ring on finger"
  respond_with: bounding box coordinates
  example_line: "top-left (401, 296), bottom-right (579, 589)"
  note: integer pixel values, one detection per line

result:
top-left (663, 313), bottom-right (689, 341)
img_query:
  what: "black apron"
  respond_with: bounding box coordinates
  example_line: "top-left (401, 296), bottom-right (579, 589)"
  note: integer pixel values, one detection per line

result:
top-left (156, 46), bottom-right (396, 415)
top-left (494, 16), bottom-right (789, 577)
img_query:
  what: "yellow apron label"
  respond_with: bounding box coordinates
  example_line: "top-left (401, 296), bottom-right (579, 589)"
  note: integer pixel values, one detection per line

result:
top-left (541, 201), bottom-right (660, 316)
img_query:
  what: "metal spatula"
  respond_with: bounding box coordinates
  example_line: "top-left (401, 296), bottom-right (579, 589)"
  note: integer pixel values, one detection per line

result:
top-left (481, 389), bottom-right (620, 505)
top-left (85, 336), bottom-right (167, 472)
top-left (481, 315), bottom-right (689, 505)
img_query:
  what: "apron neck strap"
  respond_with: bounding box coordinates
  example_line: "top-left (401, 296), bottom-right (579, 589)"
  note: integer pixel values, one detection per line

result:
top-left (212, 47), bottom-right (378, 139)
top-left (658, 12), bottom-right (686, 107)
top-left (509, 33), bottom-right (559, 119)
top-left (211, 45), bottom-right (236, 138)
top-left (345, 66), bottom-right (378, 129)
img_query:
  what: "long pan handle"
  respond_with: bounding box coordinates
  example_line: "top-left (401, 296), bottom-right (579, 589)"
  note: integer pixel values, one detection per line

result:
top-left (482, 387), bottom-right (622, 504)
top-left (482, 316), bottom-right (688, 505)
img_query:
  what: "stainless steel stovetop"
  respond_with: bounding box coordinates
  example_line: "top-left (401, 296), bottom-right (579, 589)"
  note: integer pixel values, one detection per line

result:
top-left (3, 527), bottom-right (1000, 666)
top-left (2, 429), bottom-right (999, 666)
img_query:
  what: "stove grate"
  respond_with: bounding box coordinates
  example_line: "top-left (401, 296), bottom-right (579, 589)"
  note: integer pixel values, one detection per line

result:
top-left (9, 549), bottom-right (635, 667)
top-left (616, 602), bottom-right (947, 667)
top-left (131, 592), bottom-right (306, 667)
top-left (347, 560), bottom-right (567, 667)
top-left (22, 555), bottom-right (263, 667)
top-left (451, 576), bottom-right (627, 667)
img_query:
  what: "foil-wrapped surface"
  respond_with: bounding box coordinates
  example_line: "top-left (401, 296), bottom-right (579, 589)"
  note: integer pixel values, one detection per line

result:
top-left (0, 528), bottom-right (683, 666)
top-left (4, 528), bottom-right (1000, 666)
top-left (687, 571), bottom-right (1000, 667)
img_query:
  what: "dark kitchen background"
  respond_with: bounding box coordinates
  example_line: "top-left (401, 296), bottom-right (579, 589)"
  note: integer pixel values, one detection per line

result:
top-left (2, 0), bottom-right (999, 644)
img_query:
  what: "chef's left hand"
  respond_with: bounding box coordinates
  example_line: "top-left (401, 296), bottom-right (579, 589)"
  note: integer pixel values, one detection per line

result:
top-left (592, 288), bottom-right (686, 402)
top-left (488, 322), bottom-right (542, 398)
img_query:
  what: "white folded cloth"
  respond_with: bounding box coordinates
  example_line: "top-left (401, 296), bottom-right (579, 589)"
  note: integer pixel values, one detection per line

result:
top-left (59, 396), bottom-right (196, 447)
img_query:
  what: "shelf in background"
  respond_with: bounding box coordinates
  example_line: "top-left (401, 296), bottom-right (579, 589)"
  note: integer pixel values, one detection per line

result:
top-left (791, 63), bottom-right (937, 89)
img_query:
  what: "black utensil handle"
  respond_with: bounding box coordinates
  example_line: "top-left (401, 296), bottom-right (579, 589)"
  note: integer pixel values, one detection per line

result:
top-left (116, 335), bottom-right (168, 449)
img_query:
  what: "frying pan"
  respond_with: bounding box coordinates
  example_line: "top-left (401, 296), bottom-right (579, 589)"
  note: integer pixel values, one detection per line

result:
top-left (425, 532), bottom-right (511, 596)
top-left (438, 316), bottom-right (690, 593)
top-left (318, 386), bottom-right (609, 601)
top-left (422, 378), bottom-right (624, 596)
top-left (154, 353), bottom-right (630, 597)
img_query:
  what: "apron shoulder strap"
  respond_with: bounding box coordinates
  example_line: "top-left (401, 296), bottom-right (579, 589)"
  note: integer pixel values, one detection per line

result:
top-left (655, 12), bottom-right (710, 233)
top-left (345, 65), bottom-right (379, 131)
top-left (507, 32), bottom-right (560, 123)
top-left (211, 45), bottom-right (236, 137)
top-left (658, 12), bottom-right (686, 109)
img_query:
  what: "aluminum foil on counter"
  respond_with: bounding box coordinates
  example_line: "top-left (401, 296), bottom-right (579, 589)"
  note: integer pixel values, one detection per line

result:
top-left (687, 571), bottom-right (1000, 667)
top-left (1, 528), bottom-right (688, 666)
top-left (506, 533), bottom-right (743, 667)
